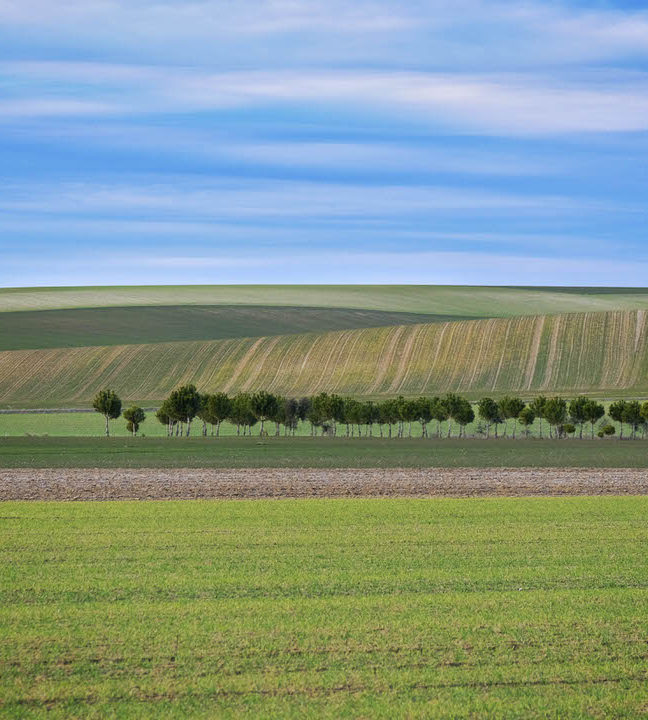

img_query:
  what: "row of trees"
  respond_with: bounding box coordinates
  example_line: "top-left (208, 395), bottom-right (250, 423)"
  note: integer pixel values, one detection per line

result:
top-left (93, 387), bottom-right (648, 439)
top-left (92, 389), bottom-right (146, 437)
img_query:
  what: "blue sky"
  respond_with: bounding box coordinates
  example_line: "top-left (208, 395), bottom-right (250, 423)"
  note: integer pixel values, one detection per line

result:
top-left (1, 0), bottom-right (647, 287)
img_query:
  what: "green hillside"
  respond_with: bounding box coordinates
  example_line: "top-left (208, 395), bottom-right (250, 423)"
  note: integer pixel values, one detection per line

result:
top-left (0, 305), bottom-right (444, 351)
top-left (1, 309), bottom-right (646, 408)
top-left (4, 284), bottom-right (648, 316)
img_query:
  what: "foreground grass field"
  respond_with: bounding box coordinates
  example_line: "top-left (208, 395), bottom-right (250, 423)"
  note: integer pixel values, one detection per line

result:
top-left (2, 498), bottom-right (648, 718)
top-left (1, 436), bottom-right (647, 468)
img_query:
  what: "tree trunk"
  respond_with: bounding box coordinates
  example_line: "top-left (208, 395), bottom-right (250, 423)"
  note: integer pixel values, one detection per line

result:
top-left (104, 414), bottom-right (109, 437)
top-left (447, 421), bottom-right (452, 438)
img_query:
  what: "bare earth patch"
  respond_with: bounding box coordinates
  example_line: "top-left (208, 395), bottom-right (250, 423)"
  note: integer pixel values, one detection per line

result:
top-left (1, 468), bottom-right (647, 500)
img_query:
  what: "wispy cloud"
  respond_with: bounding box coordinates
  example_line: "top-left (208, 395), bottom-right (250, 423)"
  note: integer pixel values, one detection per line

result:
top-left (0, 178), bottom-right (601, 222)
top-left (5, 248), bottom-right (648, 287)
top-left (4, 62), bottom-right (648, 134)
top-left (1, 1), bottom-right (647, 286)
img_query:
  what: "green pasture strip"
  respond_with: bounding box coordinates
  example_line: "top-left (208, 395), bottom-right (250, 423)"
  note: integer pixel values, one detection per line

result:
top-left (0, 306), bottom-right (446, 351)
top-left (0, 407), bottom-right (633, 438)
top-left (4, 284), bottom-right (648, 315)
top-left (2, 498), bottom-right (648, 718)
top-left (1, 436), bottom-right (647, 468)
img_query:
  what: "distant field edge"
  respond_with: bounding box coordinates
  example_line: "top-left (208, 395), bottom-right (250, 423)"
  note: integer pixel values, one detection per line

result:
top-left (4, 284), bottom-right (648, 315)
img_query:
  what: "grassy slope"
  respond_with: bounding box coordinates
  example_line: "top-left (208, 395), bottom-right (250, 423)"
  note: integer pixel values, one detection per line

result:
top-left (1, 309), bottom-right (647, 407)
top-left (0, 305), bottom-right (445, 351)
top-left (1, 436), bottom-right (646, 468)
top-left (2, 498), bottom-right (648, 718)
top-left (4, 284), bottom-right (648, 315)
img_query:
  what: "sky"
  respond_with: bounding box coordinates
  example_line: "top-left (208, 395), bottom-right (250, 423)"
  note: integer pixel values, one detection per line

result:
top-left (1, 0), bottom-right (647, 287)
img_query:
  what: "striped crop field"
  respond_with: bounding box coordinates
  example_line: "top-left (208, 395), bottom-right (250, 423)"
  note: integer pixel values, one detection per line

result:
top-left (1, 309), bottom-right (647, 407)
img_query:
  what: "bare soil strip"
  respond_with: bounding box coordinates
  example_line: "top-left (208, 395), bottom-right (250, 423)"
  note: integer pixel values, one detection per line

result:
top-left (1, 468), bottom-right (647, 501)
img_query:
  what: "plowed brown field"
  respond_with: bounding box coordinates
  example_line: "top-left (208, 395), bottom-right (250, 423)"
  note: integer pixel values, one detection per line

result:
top-left (2, 467), bottom-right (646, 500)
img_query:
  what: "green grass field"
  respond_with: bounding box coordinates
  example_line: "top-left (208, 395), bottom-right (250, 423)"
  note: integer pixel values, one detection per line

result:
top-left (1, 436), bottom-right (646, 468)
top-left (0, 306), bottom-right (443, 351)
top-left (2, 497), bottom-right (648, 718)
top-left (0, 407), bottom-right (631, 439)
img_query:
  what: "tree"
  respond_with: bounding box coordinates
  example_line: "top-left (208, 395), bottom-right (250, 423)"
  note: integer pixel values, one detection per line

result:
top-left (123, 405), bottom-right (145, 436)
top-left (454, 398), bottom-right (475, 438)
top-left (311, 393), bottom-right (333, 435)
top-left (583, 399), bottom-right (605, 439)
top-left (344, 398), bottom-right (363, 437)
top-left (642, 401), bottom-right (648, 424)
top-left (608, 400), bottom-right (628, 439)
top-left (597, 424), bottom-right (616, 438)
top-left (443, 393), bottom-right (462, 438)
top-left (270, 396), bottom-right (286, 436)
top-left (498, 396), bottom-right (525, 438)
top-left (92, 389), bottom-right (122, 437)
top-left (362, 401), bottom-right (379, 437)
top-left (543, 397), bottom-right (567, 438)
top-left (518, 407), bottom-right (536, 438)
top-left (529, 396), bottom-right (547, 438)
top-left (250, 390), bottom-right (279, 435)
top-left (568, 396), bottom-right (589, 440)
top-left (283, 397), bottom-right (300, 436)
top-left (205, 392), bottom-right (231, 436)
top-left (477, 397), bottom-right (502, 438)
top-left (229, 393), bottom-right (254, 435)
top-left (297, 397), bottom-right (311, 425)
top-left (430, 396), bottom-right (449, 438)
top-left (155, 400), bottom-right (173, 436)
top-left (563, 423), bottom-right (576, 437)
top-left (400, 398), bottom-right (420, 438)
top-left (196, 393), bottom-right (210, 436)
top-left (642, 401), bottom-right (648, 439)
top-left (622, 400), bottom-right (643, 439)
top-left (328, 394), bottom-right (346, 437)
top-left (379, 399), bottom-right (400, 439)
top-left (416, 397), bottom-right (433, 438)
top-left (167, 384), bottom-right (202, 436)
top-left (306, 402), bottom-right (325, 436)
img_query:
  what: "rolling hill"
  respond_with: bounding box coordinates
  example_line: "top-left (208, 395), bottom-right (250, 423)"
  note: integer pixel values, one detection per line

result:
top-left (4, 284), bottom-right (648, 315)
top-left (0, 305), bottom-right (447, 351)
top-left (1, 309), bottom-right (646, 407)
